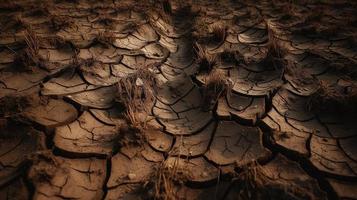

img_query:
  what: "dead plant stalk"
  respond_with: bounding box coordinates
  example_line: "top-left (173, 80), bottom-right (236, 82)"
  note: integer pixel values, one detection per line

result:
top-left (116, 68), bottom-right (156, 130)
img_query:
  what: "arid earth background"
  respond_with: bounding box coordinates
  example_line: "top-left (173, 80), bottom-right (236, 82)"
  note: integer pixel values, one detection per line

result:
top-left (0, 0), bottom-right (357, 199)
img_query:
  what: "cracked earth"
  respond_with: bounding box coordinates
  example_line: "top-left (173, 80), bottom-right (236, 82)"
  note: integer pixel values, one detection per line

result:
top-left (0, 0), bottom-right (357, 199)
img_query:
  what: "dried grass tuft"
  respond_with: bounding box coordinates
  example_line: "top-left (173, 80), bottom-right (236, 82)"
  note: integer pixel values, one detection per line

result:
top-left (235, 161), bottom-right (270, 199)
top-left (146, 158), bottom-right (190, 200)
top-left (201, 69), bottom-right (233, 111)
top-left (14, 28), bottom-right (42, 71)
top-left (219, 51), bottom-right (236, 64)
top-left (210, 25), bottom-right (226, 45)
top-left (266, 28), bottom-right (285, 71)
top-left (44, 35), bottom-right (68, 48)
top-left (116, 67), bottom-right (156, 132)
top-left (235, 159), bottom-right (321, 199)
top-left (194, 43), bottom-right (217, 74)
top-left (193, 23), bottom-right (226, 46)
top-left (284, 62), bottom-right (316, 86)
top-left (308, 79), bottom-right (357, 113)
top-left (24, 28), bottom-right (40, 62)
top-left (162, 0), bottom-right (172, 15)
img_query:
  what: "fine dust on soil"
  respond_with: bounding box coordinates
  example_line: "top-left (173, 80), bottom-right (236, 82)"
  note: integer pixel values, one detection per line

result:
top-left (0, 0), bottom-right (357, 200)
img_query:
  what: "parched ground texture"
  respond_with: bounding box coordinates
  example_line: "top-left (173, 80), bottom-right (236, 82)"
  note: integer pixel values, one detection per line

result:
top-left (0, 0), bottom-right (357, 199)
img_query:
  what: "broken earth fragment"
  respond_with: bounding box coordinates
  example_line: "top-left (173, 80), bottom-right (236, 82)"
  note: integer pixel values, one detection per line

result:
top-left (54, 111), bottom-right (119, 155)
top-left (29, 154), bottom-right (106, 200)
top-left (66, 86), bottom-right (117, 109)
top-left (205, 121), bottom-right (271, 166)
top-left (0, 177), bottom-right (29, 200)
top-left (164, 157), bottom-right (219, 183)
top-left (170, 121), bottom-right (215, 157)
top-left (0, 125), bottom-right (42, 187)
top-left (24, 99), bottom-right (78, 128)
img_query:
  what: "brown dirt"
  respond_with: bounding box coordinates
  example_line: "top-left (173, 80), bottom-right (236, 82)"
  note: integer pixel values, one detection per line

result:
top-left (0, 0), bottom-right (357, 200)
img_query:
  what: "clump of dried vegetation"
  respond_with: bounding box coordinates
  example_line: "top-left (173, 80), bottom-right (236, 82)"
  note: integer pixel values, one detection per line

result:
top-left (119, 22), bottom-right (140, 36)
top-left (284, 63), bottom-right (317, 88)
top-left (50, 15), bottom-right (74, 31)
top-left (77, 56), bottom-right (95, 68)
top-left (219, 51), bottom-right (237, 64)
top-left (209, 25), bottom-right (226, 45)
top-left (194, 44), bottom-right (233, 110)
top-left (308, 79), bottom-right (357, 113)
top-left (201, 69), bottom-right (233, 111)
top-left (115, 67), bottom-right (156, 139)
top-left (43, 35), bottom-right (69, 49)
top-left (161, 0), bottom-right (172, 15)
top-left (145, 158), bottom-right (190, 200)
top-left (146, 0), bottom-right (173, 26)
top-left (0, 96), bottom-right (30, 129)
top-left (266, 27), bottom-right (286, 71)
top-left (28, 150), bottom-right (63, 184)
top-left (94, 31), bottom-right (116, 47)
top-left (14, 28), bottom-right (41, 72)
top-left (0, 96), bottom-right (30, 118)
top-left (14, 28), bottom-right (75, 72)
top-left (193, 22), bottom-right (226, 46)
top-left (194, 43), bottom-right (217, 74)
top-left (235, 161), bottom-right (269, 199)
top-left (267, 28), bottom-right (281, 57)
top-left (95, 15), bottom-right (116, 27)
top-left (195, 43), bottom-right (235, 110)
top-left (235, 160), bottom-right (319, 199)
